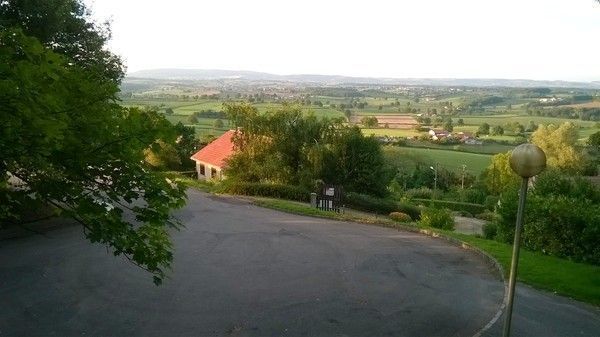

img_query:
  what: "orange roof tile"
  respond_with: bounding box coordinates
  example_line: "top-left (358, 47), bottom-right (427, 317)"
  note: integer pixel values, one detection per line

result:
top-left (190, 130), bottom-right (236, 168)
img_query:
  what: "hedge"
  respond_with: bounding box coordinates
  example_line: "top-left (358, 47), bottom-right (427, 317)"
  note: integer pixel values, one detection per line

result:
top-left (344, 192), bottom-right (421, 220)
top-left (411, 199), bottom-right (485, 215)
top-left (220, 181), bottom-right (310, 202)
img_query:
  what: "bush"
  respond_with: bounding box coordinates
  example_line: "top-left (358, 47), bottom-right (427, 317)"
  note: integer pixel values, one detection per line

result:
top-left (389, 212), bottom-right (412, 222)
top-left (484, 195), bottom-right (499, 211)
top-left (497, 187), bottom-right (600, 265)
top-left (220, 181), bottom-right (310, 202)
top-left (406, 187), bottom-right (433, 199)
top-left (483, 222), bottom-right (497, 240)
top-left (411, 199), bottom-right (485, 215)
top-left (475, 210), bottom-right (497, 222)
top-left (419, 208), bottom-right (455, 230)
top-left (345, 192), bottom-right (421, 220)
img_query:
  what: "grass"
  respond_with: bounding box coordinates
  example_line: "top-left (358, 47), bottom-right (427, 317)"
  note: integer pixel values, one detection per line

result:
top-left (384, 146), bottom-right (492, 174)
top-left (444, 232), bottom-right (600, 306)
top-left (361, 128), bottom-right (420, 138)
top-left (455, 115), bottom-right (597, 128)
top-left (410, 141), bottom-right (514, 155)
top-left (252, 197), bottom-right (600, 306)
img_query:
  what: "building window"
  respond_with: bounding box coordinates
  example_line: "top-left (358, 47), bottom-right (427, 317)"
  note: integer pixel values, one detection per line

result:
top-left (199, 164), bottom-right (205, 175)
top-left (211, 168), bottom-right (218, 179)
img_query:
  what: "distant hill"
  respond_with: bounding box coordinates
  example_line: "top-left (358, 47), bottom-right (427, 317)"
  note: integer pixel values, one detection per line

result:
top-left (127, 69), bottom-right (600, 89)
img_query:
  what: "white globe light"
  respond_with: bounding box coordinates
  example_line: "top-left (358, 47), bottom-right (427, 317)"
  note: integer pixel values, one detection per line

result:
top-left (509, 143), bottom-right (547, 178)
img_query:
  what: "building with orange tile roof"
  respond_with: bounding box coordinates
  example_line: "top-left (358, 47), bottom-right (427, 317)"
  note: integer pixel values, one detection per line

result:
top-left (190, 130), bottom-right (236, 181)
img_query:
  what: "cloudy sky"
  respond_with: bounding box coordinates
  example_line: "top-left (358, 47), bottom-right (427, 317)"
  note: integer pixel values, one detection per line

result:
top-left (85, 0), bottom-right (600, 81)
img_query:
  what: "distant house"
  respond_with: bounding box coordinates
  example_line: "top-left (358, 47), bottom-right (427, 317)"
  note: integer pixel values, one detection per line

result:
top-left (428, 129), bottom-right (450, 141)
top-left (190, 130), bottom-right (236, 181)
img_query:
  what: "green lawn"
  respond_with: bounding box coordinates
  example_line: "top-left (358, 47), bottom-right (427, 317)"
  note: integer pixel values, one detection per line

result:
top-left (384, 146), bottom-right (492, 174)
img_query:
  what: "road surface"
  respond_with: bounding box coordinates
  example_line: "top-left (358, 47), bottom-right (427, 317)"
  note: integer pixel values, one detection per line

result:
top-left (0, 191), bottom-right (514, 336)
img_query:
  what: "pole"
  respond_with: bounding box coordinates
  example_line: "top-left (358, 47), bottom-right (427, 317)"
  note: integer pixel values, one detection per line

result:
top-left (434, 163), bottom-right (438, 193)
top-left (461, 164), bottom-right (466, 189)
top-left (502, 177), bottom-right (529, 337)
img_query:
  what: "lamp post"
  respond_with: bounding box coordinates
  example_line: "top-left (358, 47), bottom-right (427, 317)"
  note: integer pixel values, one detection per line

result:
top-left (430, 164), bottom-right (438, 204)
top-left (502, 143), bottom-right (546, 337)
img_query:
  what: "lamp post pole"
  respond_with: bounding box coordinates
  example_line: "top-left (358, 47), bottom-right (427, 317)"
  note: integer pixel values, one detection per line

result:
top-left (502, 143), bottom-right (546, 337)
top-left (502, 177), bottom-right (529, 337)
top-left (430, 164), bottom-right (438, 205)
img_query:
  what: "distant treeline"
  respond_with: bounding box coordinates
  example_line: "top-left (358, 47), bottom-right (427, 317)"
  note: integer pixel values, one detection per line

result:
top-left (527, 107), bottom-right (600, 121)
top-left (308, 87), bottom-right (364, 97)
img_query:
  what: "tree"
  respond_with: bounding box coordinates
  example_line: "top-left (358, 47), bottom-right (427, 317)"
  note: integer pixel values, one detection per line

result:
top-left (213, 119), bottom-right (224, 129)
top-left (531, 122), bottom-right (587, 173)
top-left (144, 140), bottom-right (181, 170)
top-left (457, 118), bottom-right (464, 126)
top-left (361, 116), bottom-right (379, 128)
top-left (482, 152), bottom-right (519, 195)
top-left (188, 115), bottom-right (199, 124)
top-left (443, 119), bottom-right (453, 132)
top-left (224, 103), bottom-right (391, 196)
top-left (526, 120), bottom-right (538, 132)
top-left (491, 125), bottom-right (504, 136)
top-left (165, 107), bottom-right (174, 115)
top-left (588, 131), bottom-right (600, 148)
top-left (478, 123), bottom-right (490, 135)
top-left (0, 1), bottom-right (185, 284)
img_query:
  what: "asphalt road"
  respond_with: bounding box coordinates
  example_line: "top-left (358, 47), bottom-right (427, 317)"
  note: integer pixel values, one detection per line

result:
top-left (0, 191), bottom-right (523, 336)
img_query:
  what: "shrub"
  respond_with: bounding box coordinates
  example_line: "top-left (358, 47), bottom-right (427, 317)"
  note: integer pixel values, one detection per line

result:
top-left (406, 187), bottom-right (433, 199)
top-left (220, 181), bottom-right (310, 202)
top-left (497, 188), bottom-right (600, 265)
top-left (484, 195), bottom-right (499, 211)
top-left (419, 208), bottom-right (455, 230)
top-left (389, 212), bottom-right (412, 222)
top-left (344, 192), bottom-right (421, 220)
top-left (475, 210), bottom-right (497, 222)
top-left (483, 222), bottom-right (497, 240)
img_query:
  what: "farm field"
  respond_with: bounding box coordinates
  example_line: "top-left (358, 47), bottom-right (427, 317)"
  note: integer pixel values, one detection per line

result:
top-left (403, 140), bottom-right (514, 155)
top-left (361, 128), bottom-right (420, 138)
top-left (454, 115), bottom-right (597, 128)
top-left (383, 146), bottom-right (492, 174)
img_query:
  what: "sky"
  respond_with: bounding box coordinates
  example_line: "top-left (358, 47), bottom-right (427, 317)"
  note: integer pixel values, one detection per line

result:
top-left (85, 0), bottom-right (600, 81)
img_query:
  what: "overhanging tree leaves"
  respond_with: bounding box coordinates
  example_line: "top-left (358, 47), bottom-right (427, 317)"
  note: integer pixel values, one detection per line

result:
top-left (0, 1), bottom-right (186, 284)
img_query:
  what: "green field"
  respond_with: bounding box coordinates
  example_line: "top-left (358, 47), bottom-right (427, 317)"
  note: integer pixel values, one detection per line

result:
top-left (455, 115), bottom-right (597, 128)
top-left (361, 128), bottom-right (420, 138)
top-left (384, 146), bottom-right (492, 174)
top-left (403, 140), bottom-right (514, 155)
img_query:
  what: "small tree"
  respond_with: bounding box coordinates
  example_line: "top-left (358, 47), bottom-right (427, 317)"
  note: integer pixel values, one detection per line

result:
top-left (188, 115), bottom-right (198, 124)
top-left (361, 116), bottom-right (379, 128)
top-left (213, 119), bottom-right (224, 129)
top-left (444, 119), bottom-right (454, 132)
top-left (165, 107), bottom-right (174, 115)
top-left (478, 123), bottom-right (490, 135)
top-left (491, 125), bottom-right (504, 136)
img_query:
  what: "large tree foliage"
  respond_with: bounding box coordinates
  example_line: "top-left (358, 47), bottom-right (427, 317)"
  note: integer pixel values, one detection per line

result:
top-left (1, 1), bottom-right (186, 284)
top-left (496, 170), bottom-right (600, 265)
top-left (481, 151), bottom-right (520, 195)
top-left (531, 122), bottom-right (587, 173)
top-left (224, 103), bottom-right (391, 196)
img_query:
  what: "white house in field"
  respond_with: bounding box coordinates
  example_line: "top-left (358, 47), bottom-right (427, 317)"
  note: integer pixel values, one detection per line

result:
top-left (190, 130), bottom-right (236, 181)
